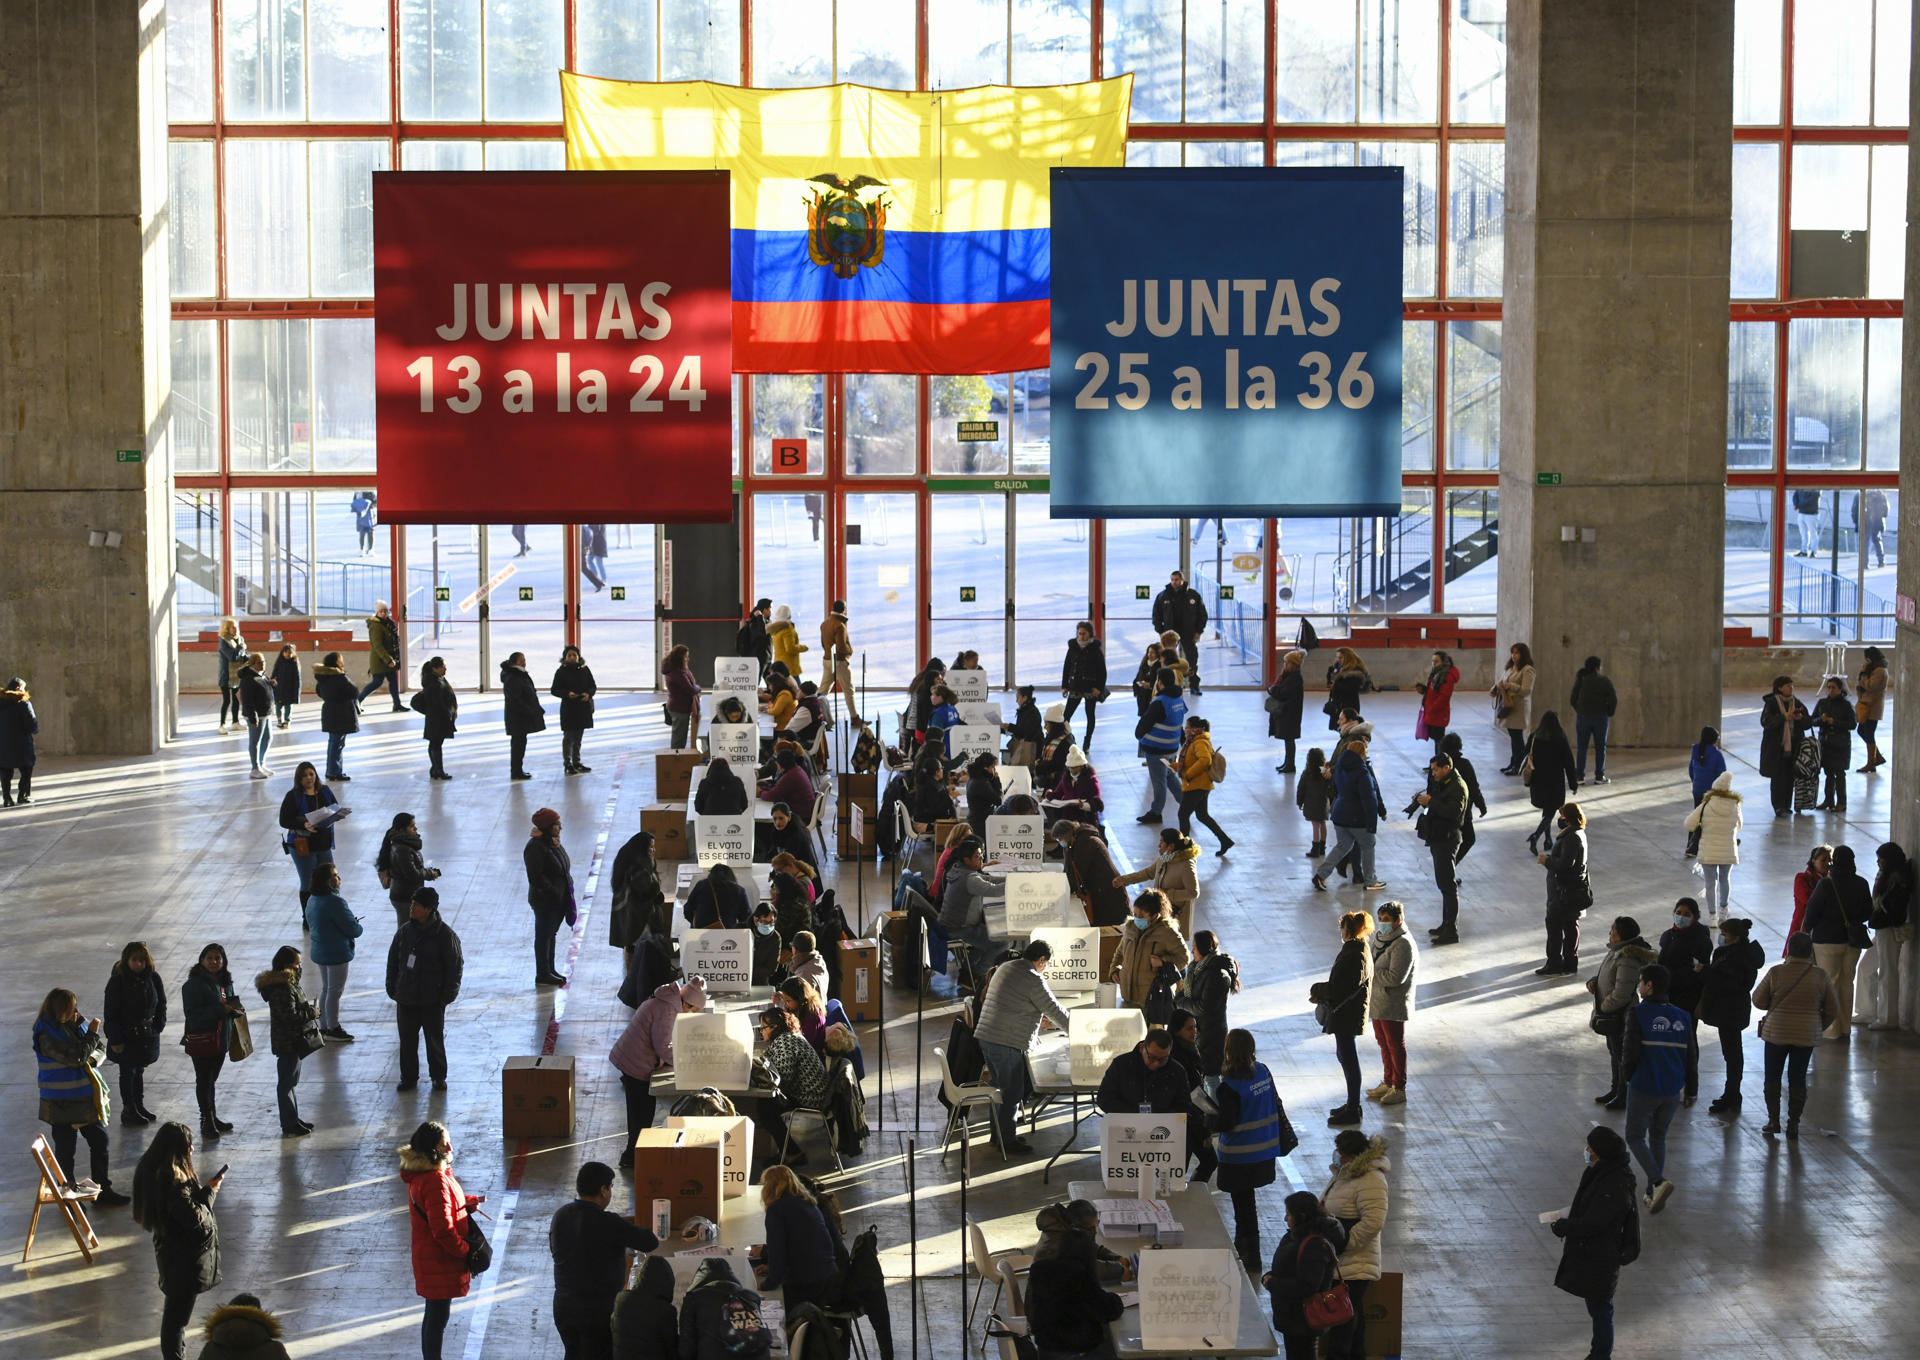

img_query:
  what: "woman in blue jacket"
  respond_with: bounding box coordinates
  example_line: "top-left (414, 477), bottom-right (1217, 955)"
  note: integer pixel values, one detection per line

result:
top-left (303, 861), bottom-right (364, 1043)
top-left (1685, 726), bottom-right (1726, 857)
top-left (34, 987), bottom-right (129, 1203)
top-left (1313, 739), bottom-right (1386, 892)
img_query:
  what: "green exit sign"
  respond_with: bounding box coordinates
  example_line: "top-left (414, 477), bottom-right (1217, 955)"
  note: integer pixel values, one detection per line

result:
top-left (610, 586), bottom-right (627, 602)
top-left (518, 586), bottom-right (534, 601)
top-left (1220, 586), bottom-right (1235, 600)
top-left (1536, 472), bottom-right (1562, 486)
top-left (959, 586), bottom-right (976, 602)
top-left (434, 586), bottom-right (450, 602)
top-left (116, 449), bottom-right (142, 463)
top-left (1135, 585), bottom-right (1150, 600)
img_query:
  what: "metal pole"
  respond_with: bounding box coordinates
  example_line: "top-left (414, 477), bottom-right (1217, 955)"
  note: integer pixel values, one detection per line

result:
top-left (914, 927), bottom-right (928, 1134)
top-left (959, 1121), bottom-right (971, 1359)
top-left (908, 1135), bottom-right (919, 1360)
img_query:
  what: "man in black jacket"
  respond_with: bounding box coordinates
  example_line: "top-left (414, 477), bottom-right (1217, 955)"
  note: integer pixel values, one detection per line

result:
top-left (548, 1160), bottom-right (659, 1359)
top-left (1026, 1216), bottom-right (1126, 1357)
top-left (386, 887), bottom-right (463, 1091)
top-left (1095, 1030), bottom-right (1215, 1182)
top-left (1151, 571), bottom-right (1209, 695)
top-left (738, 597), bottom-right (773, 675)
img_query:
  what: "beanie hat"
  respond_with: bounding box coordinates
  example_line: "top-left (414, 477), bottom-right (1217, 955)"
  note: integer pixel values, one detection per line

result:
top-left (1586, 1125), bottom-right (1627, 1161)
top-left (774, 604), bottom-right (792, 623)
top-left (1065, 747), bottom-right (1089, 769)
top-left (412, 886), bottom-right (440, 910)
top-left (678, 976), bottom-right (709, 1011)
top-left (1044, 703), bottom-right (1067, 724)
top-left (532, 808), bottom-right (561, 832)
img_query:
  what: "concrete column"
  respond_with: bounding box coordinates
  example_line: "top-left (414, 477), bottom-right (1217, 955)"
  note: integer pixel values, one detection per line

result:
top-left (0, 0), bottom-right (174, 754)
top-left (1886, 8), bottom-right (1920, 1032)
top-left (1496, 0), bottom-right (1733, 747)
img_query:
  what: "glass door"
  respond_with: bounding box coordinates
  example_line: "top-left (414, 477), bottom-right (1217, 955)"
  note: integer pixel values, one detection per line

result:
top-left (752, 492), bottom-right (828, 683)
top-left (842, 493), bottom-right (920, 690)
top-left (1190, 518), bottom-right (1267, 686)
top-left (485, 524), bottom-right (566, 683)
top-left (1102, 518), bottom-right (1183, 668)
top-left (930, 492), bottom-right (1008, 682)
top-left (579, 524), bottom-right (659, 687)
top-left (403, 524), bottom-right (481, 689)
top-left (1013, 494), bottom-right (1089, 688)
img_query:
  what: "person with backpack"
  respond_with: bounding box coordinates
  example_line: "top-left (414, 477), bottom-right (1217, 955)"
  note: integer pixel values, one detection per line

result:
top-left (1263, 1190), bottom-right (1347, 1360)
top-left (548, 1160), bottom-right (660, 1359)
top-left (678, 1257), bottom-right (772, 1359)
top-left (752, 1165), bottom-right (843, 1314)
top-left (1111, 889), bottom-right (1189, 1013)
top-left (1549, 1126), bottom-right (1640, 1360)
top-left (1133, 669), bottom-right (1188, 825)
top-left (1619, 964), bottom-right (1697, 1215)
top-left (399, 1120), bottom-right (485, 1360)
top-left (738, 598), bottom-right (773, 677)
top-left (1174, 715), bottom-right (1234, 855)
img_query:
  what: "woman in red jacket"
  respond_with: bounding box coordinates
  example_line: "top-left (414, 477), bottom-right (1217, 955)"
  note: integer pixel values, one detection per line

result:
top-left (399, 1120), bottom-right (483, 1360)
top-left (1415, 651), bottom-right (1459, 750)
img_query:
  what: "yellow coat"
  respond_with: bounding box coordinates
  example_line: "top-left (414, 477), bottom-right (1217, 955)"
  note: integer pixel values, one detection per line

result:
top-left (1179, 732), bottom-right (1216, 792)
top-left (770, 622), bottom-right (808, 678)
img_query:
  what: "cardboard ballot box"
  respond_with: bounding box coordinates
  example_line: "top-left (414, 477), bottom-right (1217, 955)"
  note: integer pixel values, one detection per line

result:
top-left (502, 1055), bottom-right (575, 1138)
top-left (656, 750), bottom-right (702, 800)
top-left (667, 1114), bottom-right (754, 1199)
top-left (839, 939), bottom-right (881, 1021)
top-left (642, 803), bottom-right (689, 859)
top-left (629, 1127), bottom-right (724, 1231)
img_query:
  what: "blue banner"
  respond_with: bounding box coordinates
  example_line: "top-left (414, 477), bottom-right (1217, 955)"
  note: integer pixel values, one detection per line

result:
top-left (1048, 168), bottom-right (1403, 518)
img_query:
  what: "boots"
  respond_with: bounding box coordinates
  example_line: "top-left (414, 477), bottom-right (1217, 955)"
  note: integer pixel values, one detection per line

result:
top-left (1761, 1084), bottom-right (1782, 1136)
top-left (201, 1114), bottom-right (221, 1142)
top-left (1786, 1089), bottom-right (1807, 1140)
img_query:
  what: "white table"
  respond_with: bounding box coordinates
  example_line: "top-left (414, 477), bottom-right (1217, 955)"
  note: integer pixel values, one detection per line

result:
top-left (1027, 1033), bottom-right (1102, 1184)
top-left (1066, 1180), bottom-right (1280, 1358)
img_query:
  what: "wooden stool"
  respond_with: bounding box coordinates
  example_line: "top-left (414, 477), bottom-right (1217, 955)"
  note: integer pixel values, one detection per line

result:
top-left (23, 1134), bottom-right (100, 1264)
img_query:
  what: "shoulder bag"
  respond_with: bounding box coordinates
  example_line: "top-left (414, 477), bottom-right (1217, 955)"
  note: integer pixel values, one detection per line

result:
top-left (1588, 996), bottom-right (1626, 1037)
top-left (183, 1028), bottom-right (222, 1058)
top-left (1313, 983), bottom-right (1369, 1033)
top-left (1298, 1236), bottom-right (1354, 1332)
top-left (1755, 963), bottom-right (1812, 1043)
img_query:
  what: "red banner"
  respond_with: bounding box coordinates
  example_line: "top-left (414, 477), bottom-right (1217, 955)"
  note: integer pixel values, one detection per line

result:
top-left (373, 171), bottom-right (733, 524)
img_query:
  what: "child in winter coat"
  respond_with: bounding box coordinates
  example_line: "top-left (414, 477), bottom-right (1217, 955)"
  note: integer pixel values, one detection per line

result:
top-left (1296, 748), bottom-right (1333, 856)
top-left (270, 646), bottom-right (301, 729)
top-left (610, 1255), bottom-right (678, 1358)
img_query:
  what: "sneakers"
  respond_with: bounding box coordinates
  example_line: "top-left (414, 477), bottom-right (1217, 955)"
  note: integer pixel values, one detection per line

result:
top-left (1363, 881), bottom-right (1387, 891)
top-left (1136, 811), bottom-right (1162, 824)
top-left (1647, 1180), bottom-right (1675, 1214)
top-left (321, 1027), bottom-right (355, 1043)
top-left (217, 725), bottom-right (230, 736)
top-left (1310, 877), bottom-right (1327, 892)
top-left (1365, 1082), bottom-right (1393, 1100)
top-left (1377, 1088), bottom-right (1406, 1106)
top-left (1593, 775), bottom-right (1612, 785)
top-left (249, 768), bottom-right (269, 780)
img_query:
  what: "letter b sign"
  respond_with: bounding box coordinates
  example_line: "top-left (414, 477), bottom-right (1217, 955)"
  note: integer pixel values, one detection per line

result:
top-left (769, 438), bottom-right (808, 474)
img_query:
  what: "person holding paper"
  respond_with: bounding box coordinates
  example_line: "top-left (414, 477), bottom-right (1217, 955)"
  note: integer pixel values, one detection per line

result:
top-left (1549, 1126), bottom-right (1639, 1360)
top-left (1056, 820), bottom-right (1129, 927)
top-left (1034, 1200), bottom-right (1132, 1284)
top-left (608, 977), bottom-right (708, 1169)
top-left (973, 939), bottom-right (1072, 1156)
top-left (756, 748), bottom-right (815, 810)
top-left (754, 1006), bottom-right (830, 1120)
top-left (1032, 704), bottom-right (1077, 791)
top-left (764, 803), bottom-right (820, 879)
top-left (1047, 747), bottom-right (1105, 834)
top-left (550, 1161), bottom-right (662, 1360)
top-left (1026, 1209), bottom-right (1125, 1359)
top-left (1004, 685), bottom-right (1043, 766)
top-left (1111, 891), bottom-right (1190, 1012)
top-left (278, 762), bottom-right (340, 920)
top-left (752, 1165), bottom-right (843, 1313)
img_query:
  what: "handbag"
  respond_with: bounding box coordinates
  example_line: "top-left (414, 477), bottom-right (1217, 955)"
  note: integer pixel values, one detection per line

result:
top-left (1756, 962), bottom-right (1812, 1043)
top-left (1414, 712), bottom-right (1429, 741)
top-left (1519, 756), bottom-right (1534, 786)
top-left (1313, 983), bottom-right (1368, 1033)
top-left (1588, 998), bottom-right (1625, 1036)
top-left (183, 1028), bottom-right (221, 1058)
top-left (227, 1010), bottom-right (254, 1063)
top-left (1298, 1237), bottom-right (1354, 1332)
top-left (1264, 693), bottom-right (1281, 714)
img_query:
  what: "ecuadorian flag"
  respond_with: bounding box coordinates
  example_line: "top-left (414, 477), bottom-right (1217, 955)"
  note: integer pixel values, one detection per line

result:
top-left (561, 74), bottom-right (1132, 375)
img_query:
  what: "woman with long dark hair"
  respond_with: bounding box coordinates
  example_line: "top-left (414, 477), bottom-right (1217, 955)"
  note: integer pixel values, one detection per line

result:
top-left (255, 944), bottom-right (323, 1136)
top-left (550, 644), bottom-right (598, 775)
top-left (693, 757), bottom-right (749, 815)
top-left (278, 760), bottom-right (340, 920)
top-left (132, 1121), bottom-right (224, 1360)
top-left (1313, 911), bottom-right (1375, 1126)
top-left (180, 943), bottom-right (245, 1140)
top-left (1495, 642), bottom-right (1535, 774)
top-left (102, 941), bottom-right (166, 1127)
top-left (1061, 621), bottom-right (1107, 750)
top-left (399, 1120), bottom-right (483, 1359)
top-left (34, 987), bottom-right (128, 1203)
top-left (1684, 726), bottom-right (1726, 857)
top-left (662, 643), bottom-right (701, 748)
top-left (1863, 842), bottom-right (1913, 1030)
top-left (1523, 711), bottom-right (1579, 854)
top-left (416, 655), bottom-right (458, 779)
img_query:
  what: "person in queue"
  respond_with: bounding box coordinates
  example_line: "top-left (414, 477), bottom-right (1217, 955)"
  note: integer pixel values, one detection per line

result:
top-left (387, 887), bottom-right (464, 1093)
top-left (1184, 930), bottom-right (1241, 1080)
top-left (1758, 675), bottom-right (1810, 818)
top-left (416, 655), bottom-right (459, 780)
top-left (972, 939), bottom-right (1071, 1157)
top-left (399, 1120), bottom-right (484, 1360)
top-left (1416, 752), bottom-right (1468, 943)
top-left (1494, 642), bottom-right (1535, 774)
top-left (253, 945), bottom-right (323, 1137)
top-left (278, 761), bottom-right (340, 921)
top-left (1536, 803), bottom-right (1591, 975)
top-left (1802, 844), bottom-right (1873, 1041)
top-left (1366, 902), bottom-right (1416, 1106)
top-left (1698, 917), bottom-right (1765, 1119)
top-left (550, 645), bottom-right (599, 776)
top-left (547, 1160), bottom-right (659, 1356)
top-left (1111, 888), bottom-right (1189, 1011)
top-left (302, 861), bottom-right (362, 1043)
top-left (180, 943), bottom-right (244, 1141)
top-left (1061, 620), bottom-right (1108, 750)
top-left (313, 652), bottom-right (359, 782)
top-left (1268, 648), bottom-right (1305, 773)
top-left (1319, 1130), bottom-right (1391, 1360)
top-left (102, 940), bottom-right (166, 1128)
top-left (501, 650), bottom-right (547, 781)
top-left (1548, 1126), bottom-right (1638, 1360)
top-left (1587, 917), bottom-right (1656, 1110)
top-left (1263, 1190), bottom-right (1346, 1360)
top-left (1523, 712), bottom-right (1579, 854)
top-left (1752, 932), bottom-right (1840, 1140)
top-left (33, 987), bottom-right (129, 1202)
top-left (1314, 911), bottom-right (1375, 1126)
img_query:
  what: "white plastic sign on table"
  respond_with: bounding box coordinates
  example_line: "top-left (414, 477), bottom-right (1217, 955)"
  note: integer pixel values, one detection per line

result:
top-left (987, 814), bottom-right (1045, 863)
top-left (1101, 1112), bottom-right (1188, 1193)
top-left (1005, 871), bottom-right (1076, 934)
top-left (1137, 1248), bottom-right (1243, 1352)
top-left (679, 928), bottom-right (754, 993)
top-left (948, 670), bottom-right (989, 704)
top-left (1033, 925), bottom-right (1102, 993)
top-left (1002, 765), bottom-right (1034, 798)
top-left (1068, 1007), bottom-right (1148, 1086)
top-left (713, 657), bottom-right (759, 693)
top-left (671, 1011), bottom-right (755, 1091)
top-left (949, 725), bottom-right (1000, 761)
top-left (957, 701), bottom-right (1003, 730)
top-left (707, 721), bottom-right (758, 769)
top-left (694, 815), bottom-right (755, 870)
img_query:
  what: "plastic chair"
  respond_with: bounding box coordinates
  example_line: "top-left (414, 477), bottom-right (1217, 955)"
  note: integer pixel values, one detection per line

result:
top-left (934, 1043), bottom-right (1003, 1163)
top-left (777, 1103), bottom-right (845, 1175)
top-left (965, 1219), bottom-right (1033, 1330)
top-left (894, 799), bottom-right (928, 865)
top-left (809, 789), bottom-right (832, 863)
top-left (997, 1257), bottom-right (1027, 1317)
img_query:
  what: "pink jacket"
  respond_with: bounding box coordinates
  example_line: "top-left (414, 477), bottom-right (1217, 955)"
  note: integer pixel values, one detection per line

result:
top-left (610, 983), bottom-right (681, 1080)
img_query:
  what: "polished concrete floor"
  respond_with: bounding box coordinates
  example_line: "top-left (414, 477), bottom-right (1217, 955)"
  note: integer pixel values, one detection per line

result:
top-left (1, 686), bottom-right (1915, 1359)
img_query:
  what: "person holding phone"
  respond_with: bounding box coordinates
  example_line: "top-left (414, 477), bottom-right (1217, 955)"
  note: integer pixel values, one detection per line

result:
top-left (400, 1120), bottom-right (484, 1360)
top-left (131, 1121), bottom-right (224, 1360)
top-left (33, 987), bottom-right (130, 1204)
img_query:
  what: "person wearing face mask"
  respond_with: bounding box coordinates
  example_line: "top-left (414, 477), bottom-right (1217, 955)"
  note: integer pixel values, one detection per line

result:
top-left (1683, 771), bottom-right (1742, 923)
top-left (1216, 1029), bottom-right (1295, 1279)
top-left (1111, 890), bottom-right (1190, 1013)
top-left (1536, 803), bottom-right (1592, 976)
top-left (1549, 1126), bottom-right (1639, 1360)
top-left (1656, 898), bottom-right (1713, 1016)
top-left (1263, 1191), bottom-right (1347, 1360)
top-left (1696, 918), bottom-right (1766, 1118)
top-left (1586, 917), bottom-right (1656, 1109)
top-left (1366, 904), bottom-right (1417, 1105)
top-left (1319, 1130), bottom-right (1390, 1360)
top-left (1801, 844), bottom-right (1873, 1040)
top-left (1619, 964), bottom-right (1696, 1214)
top-left (608, 976), bottom-right (708, 1169)
top-left (750, 903), bottom-right (783, 987)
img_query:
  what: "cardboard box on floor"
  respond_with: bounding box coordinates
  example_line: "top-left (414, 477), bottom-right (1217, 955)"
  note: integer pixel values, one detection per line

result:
top-left (666, 1114), bottom-right (754, 1198)
top-left (629, 1128), bottom-right (724, 1231)
top-left (642, 803), bottom-right (689, 858)
top-left (839, 939), bottom-right (880, 1021)
top-left (1364, 1271), bottom-right (1402, 1357)
top-left (501, 1055), bottom-right (574, 1138)
top-left (655, 750), bottom-right (702, 800)
top-left (837, 770), bottom-right (877, 805)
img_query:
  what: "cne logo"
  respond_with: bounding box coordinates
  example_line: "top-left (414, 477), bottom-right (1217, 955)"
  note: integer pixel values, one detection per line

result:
top-left (805, 173), bottom-right (890, 278)
top-left (1147, 1126), bottom-right (1173, 1141)
top-left (1650, 1015), bottom-right (1674, 1033)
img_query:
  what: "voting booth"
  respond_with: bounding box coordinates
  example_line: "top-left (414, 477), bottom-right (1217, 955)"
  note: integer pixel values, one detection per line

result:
top-left (712, 657), bottom-right (759, 694)
top-left (693, 815), bottom-right (755, 870)
top-left (1005, 871), bottom-right (1077, 934)
top-left (671, 1011), bottom-right (756, 1091)
top-left (1068, 1007), bottom-right (1148, 1086)
top-left (948, 725), bottom-right (999, 762)
top-left (679, 928), bottom-right (754, 993)
top-left (948, 670), bottom-right (989, 704)
top-left (957, 700), bottom-right (1003, 730)
top-left (986, 813), bottom-right (1044, 863)
top-left (707, 721), bottom-right (757, 770)
top-left (1033, 925), bottom-right (1103, 993)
